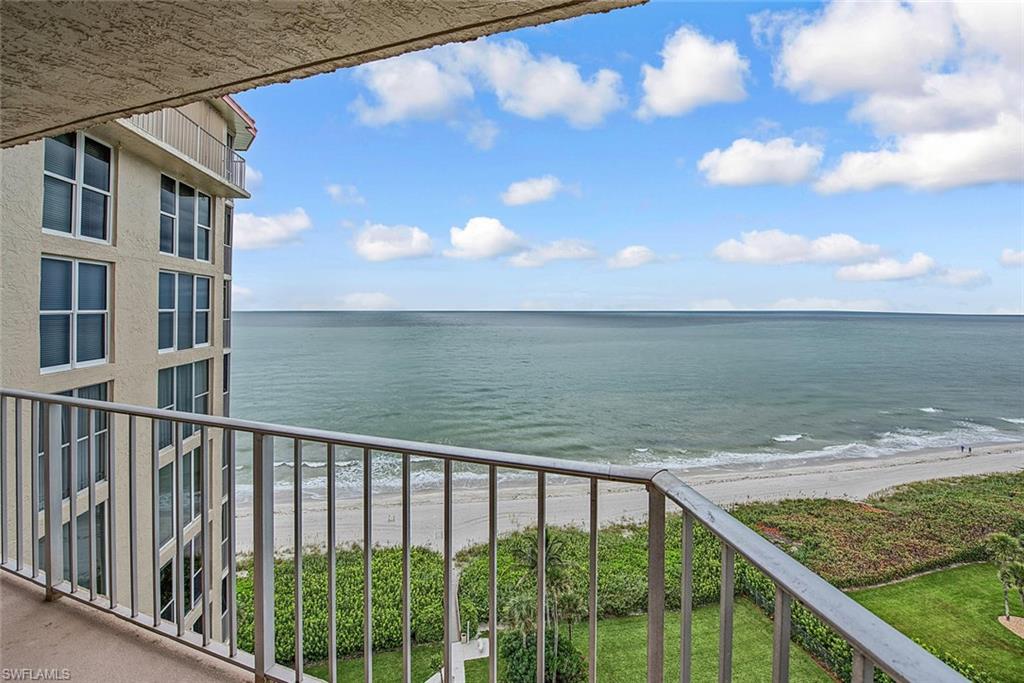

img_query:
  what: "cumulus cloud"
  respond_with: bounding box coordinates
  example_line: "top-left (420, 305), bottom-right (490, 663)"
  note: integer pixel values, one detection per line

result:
top-left (713, 229), bottom-right (880, 265)
top-left (1000, 248), bottom-right (1024, 267)
top-left (246, 166), bottom-right (264, 189)
top-left (337, 292), bottom-right (400, 310)
top-left (769, 297), bottom-right (890, 311)
top-left (501, 175), bottom-right (565, 205)
top-left (835, 252), bottom-right (936, 281)
top-left (698, 137), bottom-right (823, 186)
top-left (232, 284), bottom-right (252, 300)
top-left (815, 113), bottom-right (1024, 193)
top-left (351, 38), bottom-right (625, 131)
top-left (326, 184), bottom-right (365, 205)
top-left (445, 217), bottom-right (523, 259)
top-left (353, 223), bottom-right (433, 261)
top-left (755, 1), bottom-right (1024, 193)
top-left (508, 239), bottom-right (598, 268)
top-left (933, 267), bottom-right (990, 288)
top-left (234, 208), bottom-right (311, 250)
top-left (466, 118), bottom-right (499, 150)
top-left (608, 245), bottom-right (658, 269)
top-left (638, 27), bottom-right (749, 119)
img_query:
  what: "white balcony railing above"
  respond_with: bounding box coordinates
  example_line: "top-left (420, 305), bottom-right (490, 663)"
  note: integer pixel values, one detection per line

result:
top-left (124, 108), bottom-right (246, 190)
top-left (0, 388), bottom-right (967, 683)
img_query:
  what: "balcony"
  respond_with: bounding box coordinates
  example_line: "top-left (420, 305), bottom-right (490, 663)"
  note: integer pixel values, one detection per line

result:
top-left (0, 388), bottom-right (967, 683)
top-left (121, 108), bottom-right (247, 193)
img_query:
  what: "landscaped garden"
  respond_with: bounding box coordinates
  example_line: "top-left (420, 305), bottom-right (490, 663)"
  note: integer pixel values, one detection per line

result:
top-left (237, 470), bottom-right (1024, 682)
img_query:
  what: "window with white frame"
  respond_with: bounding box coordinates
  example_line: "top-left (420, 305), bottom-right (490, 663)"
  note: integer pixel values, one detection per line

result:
top-left (43, 133), bottom-right (112, 241)
top-left (160, 175), bottom-right (212, 261)
top-left (223, 205), bottom-right (233, 247)
top-left (159, 272), bottom-right (211, 351)
top-left (40, 257), bottom-right (108, 371)
top-left (34, 381), bottom-right (109, 503)
top-left (160, 559), bottom-right (175, 621)
top-left (183, 532), bottom-right (203, 609)
top-left (157, 359), bottom-right (209, 448)
top-left (181, 446), bottom-right (203, 525)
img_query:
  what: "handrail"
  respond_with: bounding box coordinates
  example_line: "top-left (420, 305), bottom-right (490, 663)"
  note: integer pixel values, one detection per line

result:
top-left (0, 387), bottom-right (967, 683)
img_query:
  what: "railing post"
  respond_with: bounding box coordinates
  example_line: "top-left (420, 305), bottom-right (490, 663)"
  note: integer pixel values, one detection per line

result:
top-left (719, 544), bottom-right (735, 683)
top-left (536, 472), bottom-right (546, 683)
top-left (852, 651), bottom-right (874, 683)
top-left (681, 513), bottom-right (694, 683)
top-left (253, 433), bottom-right (275, 682)
top-left (772, 588), bottom-right (791, 683)
top-left (647, 487), bottom-right (665, 683)
top-left (588, 479), bottom-right (598, 683)
top-left (44, 403), bottom-right (63, 600)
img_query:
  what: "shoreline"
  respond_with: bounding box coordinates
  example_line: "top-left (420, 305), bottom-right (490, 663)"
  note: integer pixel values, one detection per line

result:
top-left (233, 441), bottom-right (1023, 554)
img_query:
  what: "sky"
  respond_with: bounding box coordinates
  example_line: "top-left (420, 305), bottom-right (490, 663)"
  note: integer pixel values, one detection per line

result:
top-left (230, 0), bottom-right (1024, 314)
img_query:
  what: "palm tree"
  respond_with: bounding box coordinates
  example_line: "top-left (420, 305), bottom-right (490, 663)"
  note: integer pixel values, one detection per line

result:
top-left (504, 591), bottom-right (536, 647)
top-left (987, 532), bottom-right (1023, 619)
top-left (511, 529), bottom-right (573, 682)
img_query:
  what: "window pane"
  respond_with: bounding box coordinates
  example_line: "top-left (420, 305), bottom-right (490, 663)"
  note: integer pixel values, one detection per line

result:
top-left (80, 189), bottom-right (108, 240)
top-left (196, 227), bottom-right (209, 261)
top-left (44, 134), bottom-right (76, 178)
top-left (160, 560), bottom-right (174, 620)
top-left (39, 314), bottom-right (71, 368)
top-left (196, 277), bottom-right (210, 309)
top-left (158, 368), bottom-right (174, 449)
top-left (176, 364), bottom-right (193, 413)
top-left (159, 312), bottom-right (174, 349)
top-left (160, 176), bottom-right (176, 214)
top-left (159, 463), bottom-right (174, 546)
top-left (40, 258), bottom-right (72, 310)
top-left (197, 194), bottom-right (211, 227)
top-left (83, 139), bottom-right (110, 191)
top-left (42, 176), bottom-right (74, 233)
top-left (183, 451), bottom-right (193, 523)
top-left (223, 354), bottom-right (230, 393)
top-left (178, 184), bottom-right (195, 259)
top-left (183, 540), bottom-right (192, 608)
top-left (177, 275), bottom-right (193, 349)
top-left (76, 313), bottom-right (105, 362)
top-left (224, 206), bottom-right (233, 246)
top-left (195, 312), bottom-right (209, 345)
top-left (160, 215), bottom-right (175, 253)
top-left (77, 263), bottom-right (107, 310)
top-left (159, 272), bottom-right (175, 309)
top-left (195, 360), bottom-right (209, 395)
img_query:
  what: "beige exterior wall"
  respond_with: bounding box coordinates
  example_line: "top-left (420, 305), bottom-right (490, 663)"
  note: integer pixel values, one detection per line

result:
top-left (0, 103), bottom-right (242, 638)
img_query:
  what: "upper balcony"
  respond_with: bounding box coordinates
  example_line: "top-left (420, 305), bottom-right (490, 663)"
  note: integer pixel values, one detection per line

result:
top-left (118, 107), bottom-right (249, 198)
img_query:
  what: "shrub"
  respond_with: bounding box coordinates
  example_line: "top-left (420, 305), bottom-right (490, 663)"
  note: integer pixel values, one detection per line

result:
top-left (499, 629), bottom-right (586, 683)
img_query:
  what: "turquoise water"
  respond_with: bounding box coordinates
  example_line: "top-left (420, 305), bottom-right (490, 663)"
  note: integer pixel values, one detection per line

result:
top-left (231, 311), bottom-right (1024, 492)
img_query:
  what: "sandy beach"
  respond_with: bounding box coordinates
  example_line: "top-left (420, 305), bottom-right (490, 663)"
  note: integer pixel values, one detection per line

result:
top-left (234, 441), bottom-right (1023, 554)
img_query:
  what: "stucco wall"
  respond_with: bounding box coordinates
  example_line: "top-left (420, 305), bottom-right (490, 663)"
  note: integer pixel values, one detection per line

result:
top-left (1, 106), bottom-right (233, 637)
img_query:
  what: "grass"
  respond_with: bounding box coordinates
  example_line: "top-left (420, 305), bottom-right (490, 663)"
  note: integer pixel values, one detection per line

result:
top-left (307, 599), bottom-right (830, 682)
top-left (850, 563), bottom-right (1024, 681)
top-left (734, 471), bottom-right (1024, 587)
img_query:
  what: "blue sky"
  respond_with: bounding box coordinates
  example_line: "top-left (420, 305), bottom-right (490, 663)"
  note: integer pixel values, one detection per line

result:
top-left (231, 0), bottom-right (1023, 313)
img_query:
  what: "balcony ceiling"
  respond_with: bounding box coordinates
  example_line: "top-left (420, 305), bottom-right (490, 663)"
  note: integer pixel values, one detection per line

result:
top-left (0, 0), bottom-right (643, 148)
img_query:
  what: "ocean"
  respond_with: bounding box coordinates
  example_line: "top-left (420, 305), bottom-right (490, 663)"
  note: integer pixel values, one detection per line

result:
top-left (230, 311), bottom-right (1024, 494)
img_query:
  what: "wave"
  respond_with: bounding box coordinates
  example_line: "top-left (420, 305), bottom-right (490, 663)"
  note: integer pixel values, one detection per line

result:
top-left (919, 407), bottom-right (942, 413)
top-left (1000, 417), bottom-right (1024, 425)
top-left (772, 434), bottom-right (804, 443)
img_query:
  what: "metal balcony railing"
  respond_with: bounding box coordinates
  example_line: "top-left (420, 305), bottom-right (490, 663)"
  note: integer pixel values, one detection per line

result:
top-left (123, 108), bottom-right (246, 190)
top-left (0, 388), bottom-right (967, 683)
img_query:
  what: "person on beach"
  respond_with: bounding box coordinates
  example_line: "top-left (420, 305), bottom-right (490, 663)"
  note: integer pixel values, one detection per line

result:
top-left (969, 446), bottom-right (973, 455)
top-left (961, 445), bottom-right (965, 453)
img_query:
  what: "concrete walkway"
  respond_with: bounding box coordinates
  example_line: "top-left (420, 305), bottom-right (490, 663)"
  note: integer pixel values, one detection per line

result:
top-left (424, 638), bottom-right (490, 683)
top-left (0, 572), bottom-right (249, 683)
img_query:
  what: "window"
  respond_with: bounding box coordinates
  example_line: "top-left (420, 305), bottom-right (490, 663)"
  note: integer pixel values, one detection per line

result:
top-left (35, 383), bottom-right (109, 502)
top-left (157, 360), bottom-right (210, 448)
top-left (159, 272), bottom-right (211, 351)
top-left (222, 353), bottom-right (231, 416)
top-left (181, 446), bottom-right (203, 524)
top-left (43, 133), bottom-right (111, 241)
top-left (40, 257), bottom-right (108, 371)
top-left (59, 504), bottom-right (107, 593)
top-left (223, 205), bottom-right (233, 247)
top-left (160, 175), bottom-right (211, 261)
top-left (160, 560), bottom-right (175, 621)
top-left (220, 501), bottom-right (230, 559)
top-left (183, 533), bottom-right (203, 609)
top-left (159, 462), bottom-right (174, 547)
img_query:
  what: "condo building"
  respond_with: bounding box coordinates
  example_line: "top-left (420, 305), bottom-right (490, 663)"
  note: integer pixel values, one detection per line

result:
top-left (0, 97), bottom-right (256, 639)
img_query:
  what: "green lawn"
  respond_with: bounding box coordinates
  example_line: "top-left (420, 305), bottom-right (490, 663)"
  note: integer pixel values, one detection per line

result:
top-left (850, 563), bottom-right (1024, 681)
top-left (308, 598), bottom-right (829, 682)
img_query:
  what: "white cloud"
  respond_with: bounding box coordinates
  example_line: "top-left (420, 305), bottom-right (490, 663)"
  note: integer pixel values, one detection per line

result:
top-left (337, 292), bottom-right (400, 310)
top-left (246, 166), bottom-right (264, 189)
top-left (501, 175), bottom-right (565, 205)
top-left (466, 118), bottom-right (499, 150)
top-left (934, 267), bottom-right (990, 288)
top-left (608, 245), bottom-right (658, 269)
top-left (1000, 248), bottom-right (1024, 267)
top-left (698, 137), bottom-right (823, 186)
top-left (769, 297), bottom-right (890, 311)
top-left (234, 208), bottom-right (311, 250)
top-left (689, 298), bottom-right (737, 311)
top-left (508, 239), bottom-right (597, 268)
top-left (353, 223), bottom-right (432, 262)
top-left (351, 38), bottom-right (624, 130)
top-left (445, 217), bottom-right (523, 260)
top-left (835, 252), bottom-right (936, 281)
top-left (326, 184), bottom-right (365, 205)
top-left (638, 27), bottom-right (749, 119)
top-left (351, 53), bottom-right (474, 125)
top-left (232, 284), bottom-right (252, 299)
top-left (713, 229), bottom-right (880, 265)
top-left (815, 113), bottom-right (1024, 193)
top-left (758, 1), bottom-right (955, 102)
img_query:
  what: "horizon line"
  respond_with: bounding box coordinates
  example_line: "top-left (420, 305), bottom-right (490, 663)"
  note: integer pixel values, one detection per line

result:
top-left (233, 308), bottom-right (1024, 316)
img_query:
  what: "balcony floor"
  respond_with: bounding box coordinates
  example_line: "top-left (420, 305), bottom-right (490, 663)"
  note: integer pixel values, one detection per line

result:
top-left (1, 572), bottom-right (249, 682)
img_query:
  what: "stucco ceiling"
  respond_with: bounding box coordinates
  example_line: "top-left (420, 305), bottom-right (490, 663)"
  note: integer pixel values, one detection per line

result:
top-left (0, 0), bottom-right (644, 148)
